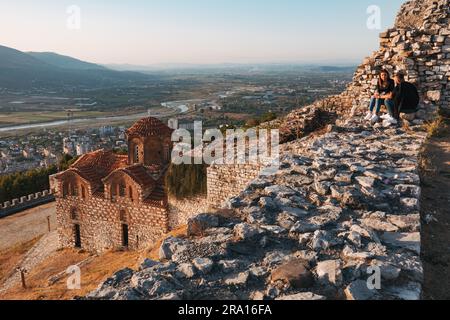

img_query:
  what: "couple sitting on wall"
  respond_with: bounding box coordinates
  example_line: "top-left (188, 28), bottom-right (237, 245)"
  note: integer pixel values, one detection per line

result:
top-left (364, 70), bottom-right (420, 127)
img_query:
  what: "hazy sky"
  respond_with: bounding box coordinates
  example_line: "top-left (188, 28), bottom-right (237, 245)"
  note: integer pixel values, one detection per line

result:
top-left (0, 0), bottom-right (407, 65)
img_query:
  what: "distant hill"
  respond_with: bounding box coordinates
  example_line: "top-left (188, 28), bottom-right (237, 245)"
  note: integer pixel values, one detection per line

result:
top-left (28, 52), bottom-right (107, 71)
top-left (0, 45), bottom-right (48, 69)
top-left (0, 45), bottom-right (153, 89)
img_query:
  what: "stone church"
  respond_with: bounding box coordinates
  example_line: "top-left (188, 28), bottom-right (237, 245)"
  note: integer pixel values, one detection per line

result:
top-left (50, 116), bottom-right (270, 253)
top-left (51, 117), bottom-right (176, 252)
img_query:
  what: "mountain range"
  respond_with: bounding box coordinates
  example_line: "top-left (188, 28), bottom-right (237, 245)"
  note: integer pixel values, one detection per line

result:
top-left (0, 44), bottom-right (356, 90)
top-left (0, 45), bottom-right (152, 89)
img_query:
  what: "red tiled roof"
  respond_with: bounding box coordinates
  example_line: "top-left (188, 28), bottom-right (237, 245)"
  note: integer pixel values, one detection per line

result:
top-left (70, 166), bottom-right (104, 186)
top-left (125, 117), bottom-right (173, 138)
top-left (122, 164), bottom-right (156, 188)
top-left (71, 150), bottom-right (128, 176)
top-left (143, 184), bottom-right (167, 207)
top-left (56, 150), bottom-right (129, 187)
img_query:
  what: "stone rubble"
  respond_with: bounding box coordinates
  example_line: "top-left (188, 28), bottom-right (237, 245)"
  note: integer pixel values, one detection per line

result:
top-left (86, 115), bottom-right (427, 300)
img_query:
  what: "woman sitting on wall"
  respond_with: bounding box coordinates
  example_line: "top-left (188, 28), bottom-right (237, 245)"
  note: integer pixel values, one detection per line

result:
top-left (364, 69), bottom-right (396, 124)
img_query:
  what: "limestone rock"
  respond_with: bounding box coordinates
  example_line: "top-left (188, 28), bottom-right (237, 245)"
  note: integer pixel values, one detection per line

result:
top-left (177, 263), bottom-right (196, 279)
top-left (234, 223), bottom-right (260, 240)
top-left (159, 237), bottom-right (189, 261)
top-left (276, 292), bottom-right (326, 300)
top-left (380, 232), bottom-right (421, 255)
top-left (316, 260), bottom-right (343, 286)
top-left (187, 214), bottom-right (219, 237)
top-left (344, 280), bottom-right (377, 300)
top-left (192, 258), bottom-right (214, 274)
top-left (270, 259), bottom-right (314, 289)
top-left (224, 271), bottom-right (250, 286)
top-left (355, 176), bottom-right (375, 188)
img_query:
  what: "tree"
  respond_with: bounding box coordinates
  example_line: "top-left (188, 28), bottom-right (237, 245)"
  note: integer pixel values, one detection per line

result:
top-left (0, 165), bottom-right (58, 203)
top-left (165, 163), bottom-right (207, 199)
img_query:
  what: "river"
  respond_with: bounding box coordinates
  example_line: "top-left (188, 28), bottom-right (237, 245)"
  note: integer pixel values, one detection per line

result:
top-left (0, 101), bottom-right (190, 133)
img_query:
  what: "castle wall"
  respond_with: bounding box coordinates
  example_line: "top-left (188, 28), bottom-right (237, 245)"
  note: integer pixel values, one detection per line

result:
top-left (207, 163), bottom-right (262, 207)
top-left (168, 195), bottom-right (210, 229)
top-left (56, 194), bottom-right (169, 253)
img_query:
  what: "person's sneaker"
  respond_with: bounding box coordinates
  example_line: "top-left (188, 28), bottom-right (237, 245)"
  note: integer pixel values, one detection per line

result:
top-left (386, 115), bottom-right (398, 124)
top-left (370, 114), bottom-right (379, 125)
top-left (364, 112), bottom-right (373, 121)
top-left (382, 116), bottom-right (398, 127)
top-left (382, 119), bottom-right (393, 127)
top-left (380, 113), bottom-right (390, 120)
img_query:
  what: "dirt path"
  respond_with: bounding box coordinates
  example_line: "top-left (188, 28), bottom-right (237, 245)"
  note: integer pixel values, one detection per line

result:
top-left (0, 203), bottom-right (56, 251)
top-left (420, 119), bottom-right (450, 300)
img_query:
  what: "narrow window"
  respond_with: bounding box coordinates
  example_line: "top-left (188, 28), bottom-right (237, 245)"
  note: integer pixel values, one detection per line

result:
top-left (71, 208), bottom-right (79, 220)
top-left (71, 183), bottom-right (78, 196)
top-left (134, 145), bottom-right (140, 163)
top-left (119, 183), bottom-right (126, 197)
top-left (122, 224), bottom-right (129, 248)
top-left (63, 183), bottom-right (69, 197)
top-left (74, 224), bottom-right (81, 248)
top-left (119, 210), bottom-right (128, 223)
top-left (111, 184), bottom-right (117, 201)
top-left (129, 186), bottom-right (134, 202)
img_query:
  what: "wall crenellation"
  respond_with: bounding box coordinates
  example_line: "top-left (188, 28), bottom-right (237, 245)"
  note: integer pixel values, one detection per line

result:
top-left (0, 189), bottom-right (54, 218)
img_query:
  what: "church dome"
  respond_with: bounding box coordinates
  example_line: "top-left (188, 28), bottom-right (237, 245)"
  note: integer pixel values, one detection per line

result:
top-left (125, 117), bottom-right (173, 138)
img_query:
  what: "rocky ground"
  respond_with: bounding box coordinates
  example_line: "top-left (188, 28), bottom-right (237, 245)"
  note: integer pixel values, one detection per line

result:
top-left (86, 115), bottom-right (426, 301)
top-left (0, 231), bottom-right (59, 294)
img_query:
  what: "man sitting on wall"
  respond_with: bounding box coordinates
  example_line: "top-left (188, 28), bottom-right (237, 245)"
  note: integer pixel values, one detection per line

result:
top-left (383, 71), bottom-right (420, 127)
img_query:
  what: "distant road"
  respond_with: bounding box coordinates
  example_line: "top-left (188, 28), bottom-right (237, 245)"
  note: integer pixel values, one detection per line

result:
top-left (0, 112), bottom-right (150, 132)
top-left (0, 203), bottom-right (56, 251)
top-left (0, 101), bottom-right (191, 133)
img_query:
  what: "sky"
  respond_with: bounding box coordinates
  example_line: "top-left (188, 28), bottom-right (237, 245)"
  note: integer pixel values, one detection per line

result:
top-left (0, 0), bottom-right (408, 66)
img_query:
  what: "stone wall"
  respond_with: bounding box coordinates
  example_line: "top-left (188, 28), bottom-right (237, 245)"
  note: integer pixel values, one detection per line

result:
top-left (56, 194), bottom-right (169, 253)
top-left (0, 190), bottom-right (55, 219)
top-left (328, 0), bottom-right (450, 119)
top-left (168, 195), bottom-right (210, 230)
top-left (207, 163), bottom-right (263, 208)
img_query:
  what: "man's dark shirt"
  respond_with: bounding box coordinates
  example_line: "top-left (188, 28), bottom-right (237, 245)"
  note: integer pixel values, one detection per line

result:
top-left (393, 81), bottom-right (420, 113)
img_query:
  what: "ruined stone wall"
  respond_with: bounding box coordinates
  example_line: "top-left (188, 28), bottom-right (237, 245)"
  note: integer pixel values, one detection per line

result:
top-left (207, 163), bottom-right (263, 208)
top-left (55, 194), bottom-right (169, 253)
top-left (205, 0), bottom-right (449, 213)
top-left (168, 195), bottom-right (210, 229)
top-left (333, 0), bottom-right (450, 119)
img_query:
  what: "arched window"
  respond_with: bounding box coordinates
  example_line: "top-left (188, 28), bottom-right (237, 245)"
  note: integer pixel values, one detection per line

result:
top-left (71, 208), bottom-right (79, 220)
top-left (134, 145), bottom-right (140, 163)
top-left (111, 184), bottom-right (117, 201)
top-left (71, 183), bottom-right (78, 197)
top-left (129, 186), bottom-right (134, 202)
top-left (119, 183), bottom-right (126, 197)
top-left (62, 182), bottom-right (69, 198)
top-left (119, 210), bottom-right (128, 223)
top-left (81, 185), bottom-right (86, 199)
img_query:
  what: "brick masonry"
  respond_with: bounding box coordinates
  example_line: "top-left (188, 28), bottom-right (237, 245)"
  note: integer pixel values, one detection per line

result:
top-left (207, 163), bottom-right (262, 207)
